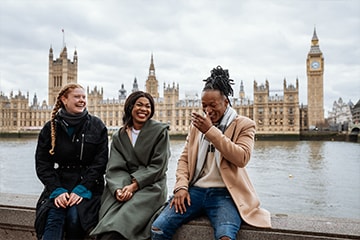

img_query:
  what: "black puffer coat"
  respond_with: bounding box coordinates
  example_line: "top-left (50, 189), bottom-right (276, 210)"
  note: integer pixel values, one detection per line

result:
top-left (35, 113), bottom-right (108, 237)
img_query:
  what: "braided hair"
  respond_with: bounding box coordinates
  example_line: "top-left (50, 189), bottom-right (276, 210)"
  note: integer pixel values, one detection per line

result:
top-left (203, 66), bottom-right (234, 106)
top-left (48, 83), bottom-right (84, 155)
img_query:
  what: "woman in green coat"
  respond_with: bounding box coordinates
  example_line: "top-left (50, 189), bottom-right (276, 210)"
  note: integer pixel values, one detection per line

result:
top-left (91, 91), bottom-right (171, 240)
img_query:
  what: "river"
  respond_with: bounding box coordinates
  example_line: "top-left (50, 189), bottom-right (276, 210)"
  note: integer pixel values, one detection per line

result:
top-left (0, 137), bottom-right (359, 219)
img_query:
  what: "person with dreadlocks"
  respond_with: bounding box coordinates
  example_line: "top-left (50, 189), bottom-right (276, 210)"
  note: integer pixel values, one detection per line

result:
top-left (34, 83), bottom-right (108, 240)
top-left (151, 66), bottom-right (271, 240)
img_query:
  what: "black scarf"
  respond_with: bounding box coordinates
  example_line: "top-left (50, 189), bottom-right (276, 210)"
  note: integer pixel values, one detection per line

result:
top-left (58, 108), bottom-right (89, 127)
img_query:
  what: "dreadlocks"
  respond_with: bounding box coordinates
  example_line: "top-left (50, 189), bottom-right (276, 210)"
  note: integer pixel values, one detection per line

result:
top-left (203, 66), bottom-right (234, 105)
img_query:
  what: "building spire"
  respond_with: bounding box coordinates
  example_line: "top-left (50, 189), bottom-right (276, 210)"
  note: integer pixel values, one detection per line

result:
top-left (149, 53), bottom-right (155, 76)
top-left (62, 29), bottom-right (66, 48)
top-left (239, 80), bottom-right (245, 99)
top-left (132, 77), bottom-right (139, 92)
top-left (311, 27), bottom-right (319, 46)
top-left (309, 27), bottom-right (322, 55)
top-left (145, 53), bottom-right (159, 98)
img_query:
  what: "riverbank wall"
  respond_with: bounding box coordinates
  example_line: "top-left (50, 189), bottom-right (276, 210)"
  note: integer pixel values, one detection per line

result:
top-left (0, 193), bottom-right (359, 240)
top-left (1, 131), bottom-right (359, 143)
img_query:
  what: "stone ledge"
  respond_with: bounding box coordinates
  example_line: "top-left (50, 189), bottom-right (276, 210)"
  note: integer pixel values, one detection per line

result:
top-left (1, 193), bottom-right (359, 240)
top-left (173, 215), bottom-right (360, 240)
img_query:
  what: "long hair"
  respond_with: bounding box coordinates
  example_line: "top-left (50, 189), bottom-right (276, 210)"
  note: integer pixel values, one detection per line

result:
top-left (122, 91), bottom-right (155, 132)
top-left (48, 83), bottom-right (85, 155)
top-left (203, 65), bottom-right (234, 106)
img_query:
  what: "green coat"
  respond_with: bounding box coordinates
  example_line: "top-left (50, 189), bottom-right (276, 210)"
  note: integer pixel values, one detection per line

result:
top-left (91, 120), bottom-right (170, 239)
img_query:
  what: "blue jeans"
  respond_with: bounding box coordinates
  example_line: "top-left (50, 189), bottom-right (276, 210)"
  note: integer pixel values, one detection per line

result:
top-left (43, 205), bottom-right (85, 240)
top-left (151, 187), bottom-right (241, 240)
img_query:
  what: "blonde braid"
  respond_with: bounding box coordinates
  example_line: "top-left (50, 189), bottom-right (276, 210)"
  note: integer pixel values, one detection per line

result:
top-left (48, 83), bottom-right (84, 155)
top-left (48, 98), bottom-right (62, 155)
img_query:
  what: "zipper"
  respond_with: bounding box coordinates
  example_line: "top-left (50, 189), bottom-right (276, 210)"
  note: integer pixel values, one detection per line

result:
top-left (80, 133), bottom-right (84, 160)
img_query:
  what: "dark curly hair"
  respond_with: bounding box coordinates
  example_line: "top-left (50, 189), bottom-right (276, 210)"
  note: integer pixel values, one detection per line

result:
top-left (203, 65), bottom-right (234, 106)
top-left (122, 91), bottom-right (155, 132)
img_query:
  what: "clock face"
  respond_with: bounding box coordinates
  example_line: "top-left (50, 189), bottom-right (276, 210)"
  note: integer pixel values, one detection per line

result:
top-left (311, 61), bottom-right (320, 69)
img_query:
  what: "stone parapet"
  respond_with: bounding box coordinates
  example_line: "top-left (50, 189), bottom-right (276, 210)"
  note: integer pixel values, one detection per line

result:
top-left (1, 193), bottom-right (359, 240)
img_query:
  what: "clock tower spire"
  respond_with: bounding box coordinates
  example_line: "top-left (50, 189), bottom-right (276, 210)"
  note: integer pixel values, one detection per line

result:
top-left (306, 27), bottom-right (324, 129)
top-left (145, 54), bottom-right (159, 98)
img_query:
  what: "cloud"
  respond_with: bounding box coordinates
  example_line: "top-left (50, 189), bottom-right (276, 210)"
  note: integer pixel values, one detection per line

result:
top-left (0, 0), bottom-right (359, 116)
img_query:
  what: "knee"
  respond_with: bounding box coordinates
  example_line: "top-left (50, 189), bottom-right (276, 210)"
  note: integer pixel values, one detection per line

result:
top-left (220, 237), bottom-right (231, 240)
top-left (151, 225), bottom-right (165, 240)
top-left (151, 216), bottom-right (165, 234)
top-left (151, 225), bottom-right (163, 234)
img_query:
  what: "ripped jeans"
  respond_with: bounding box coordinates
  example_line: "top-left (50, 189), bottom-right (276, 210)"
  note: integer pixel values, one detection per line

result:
top-left (151, 187), bottom-right (241, 240)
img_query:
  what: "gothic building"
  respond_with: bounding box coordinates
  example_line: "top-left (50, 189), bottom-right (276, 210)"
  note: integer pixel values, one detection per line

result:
top-left (327, 98), bottom-right (354, 131)
top-left (0, 29), bottom-right (325, 136)
top-left (48, 46), bottom-right (78, 106)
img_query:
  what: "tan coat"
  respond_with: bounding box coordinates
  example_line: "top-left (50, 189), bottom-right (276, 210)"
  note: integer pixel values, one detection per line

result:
top-left (175, 116), bottom-right (272, 228)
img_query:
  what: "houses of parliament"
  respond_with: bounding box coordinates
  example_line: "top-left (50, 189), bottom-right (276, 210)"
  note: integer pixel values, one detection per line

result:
top-left (0, 29), bottom-right (325, 136)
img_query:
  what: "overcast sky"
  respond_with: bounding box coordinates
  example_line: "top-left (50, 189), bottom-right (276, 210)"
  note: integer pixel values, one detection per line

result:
top-left (0, 0), bottom-right (359, 116)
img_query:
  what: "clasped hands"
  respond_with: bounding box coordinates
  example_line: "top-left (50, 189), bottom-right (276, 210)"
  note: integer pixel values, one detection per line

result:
top-left (115, 181), bottom-right (139, 202)
top-left (54, 192), bottom-right (83, 208)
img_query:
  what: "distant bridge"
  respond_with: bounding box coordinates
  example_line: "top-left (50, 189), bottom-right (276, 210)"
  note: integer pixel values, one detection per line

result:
top-left (349, 123), bottom-right (360, 135)
top-left (348, 123), bottom-right (360, 142)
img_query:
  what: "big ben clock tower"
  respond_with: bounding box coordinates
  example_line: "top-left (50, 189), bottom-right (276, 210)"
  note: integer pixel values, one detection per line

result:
top-left (145, 54), bottom-right (159, 98)
top-left (306, 28), bottom-right (324, 129)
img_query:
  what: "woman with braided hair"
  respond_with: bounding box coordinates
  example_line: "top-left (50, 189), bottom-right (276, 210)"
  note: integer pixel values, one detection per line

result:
top-left (152, 66), bottom-right (271, 240)
top-left (35, 83), bottom-right (108, 239)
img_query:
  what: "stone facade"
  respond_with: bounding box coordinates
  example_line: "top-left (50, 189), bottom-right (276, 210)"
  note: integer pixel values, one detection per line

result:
top-left (48, 46), bottom-right (78, 106)
top-left (1, 30), bottom-right (326, 135)
top-left (328, 98), bottom-right (353, 124)
top-left (327, 98), bottom-right (358, 132)
top-left (253, 79), bottom-right (300, 134)
top-left (351, 100), bottom-right (360, 125)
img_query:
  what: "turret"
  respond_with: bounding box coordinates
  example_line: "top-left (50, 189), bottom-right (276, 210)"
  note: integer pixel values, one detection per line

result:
top-left (132, 77), bottom-right (139, 92)
top-left (119, 84), bottom-right (127, 100)
top-left (239, 80), bottom-right (245, 99)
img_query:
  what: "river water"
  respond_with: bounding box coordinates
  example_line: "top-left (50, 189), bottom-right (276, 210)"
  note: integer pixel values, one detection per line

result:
top-left (0, 137), bottom-right (359, 219)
